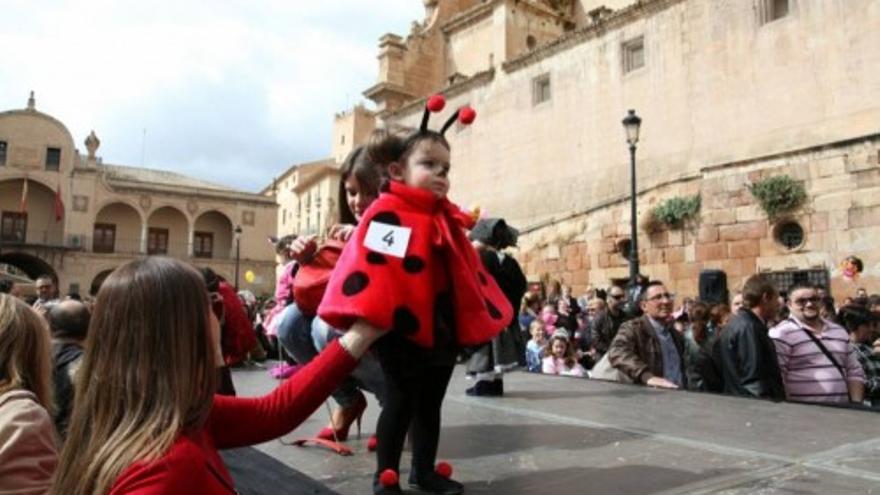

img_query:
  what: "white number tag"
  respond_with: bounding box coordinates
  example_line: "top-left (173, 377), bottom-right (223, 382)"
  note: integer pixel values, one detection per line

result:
top-left (364, 221), bottom-right (411, 258)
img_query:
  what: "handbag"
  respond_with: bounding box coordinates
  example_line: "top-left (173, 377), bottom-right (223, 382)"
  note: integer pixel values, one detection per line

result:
top-left (589, 352), bottom-right (633, 384)
top-left (292, 240), bottom-right (345, 316)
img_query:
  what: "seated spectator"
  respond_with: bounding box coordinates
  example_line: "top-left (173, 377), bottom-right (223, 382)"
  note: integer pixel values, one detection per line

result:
top-left (47, 300), bottom-right (90, 438)
top-left (555, 297), bottom-right (578, 333)
top-left (50, 257), bottom-right (383, 494)
top-left (839, 305), bottom-right (880, 408)
top-left (525, 320), bottom-right (546, 373)
top-left (608, 281), bottom-right (685, 389)
top-left (770, 283), bottom-right (864, 405)
top-left (0, 294), bottom-right (58, 493)
top-left (539, 304), bottom-right (559, 335)
top-left (518, 292), bottom-right (541, 333)
top-left (542, 330), bottom-right (586, 377)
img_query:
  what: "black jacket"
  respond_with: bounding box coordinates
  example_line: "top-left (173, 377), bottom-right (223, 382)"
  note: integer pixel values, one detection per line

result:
top-left (714, 308), bottom-right (785, 400)
top-left (52, 341), bottom-right (84, 437)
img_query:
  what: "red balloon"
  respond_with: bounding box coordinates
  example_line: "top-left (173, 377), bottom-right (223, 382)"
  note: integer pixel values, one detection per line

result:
top-left (426, 94), bottom-right (446, 112)
top-left (458, 106), bottom-right (476, 124)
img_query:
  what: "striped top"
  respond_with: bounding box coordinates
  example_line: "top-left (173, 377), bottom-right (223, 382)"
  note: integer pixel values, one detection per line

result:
top-left (769, 317), bottom-right (864, 404)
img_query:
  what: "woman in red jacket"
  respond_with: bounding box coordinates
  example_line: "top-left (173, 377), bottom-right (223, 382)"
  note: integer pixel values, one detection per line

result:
top-left (50, 257), bottom-right (382, 494)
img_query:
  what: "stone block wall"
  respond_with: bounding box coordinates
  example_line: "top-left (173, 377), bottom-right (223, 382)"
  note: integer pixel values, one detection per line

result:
top-left (513, 137), bottom-right (880, 299)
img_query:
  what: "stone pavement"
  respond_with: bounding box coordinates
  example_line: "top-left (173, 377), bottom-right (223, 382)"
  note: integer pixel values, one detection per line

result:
top-left (231, 364), bottom-right (880, 494)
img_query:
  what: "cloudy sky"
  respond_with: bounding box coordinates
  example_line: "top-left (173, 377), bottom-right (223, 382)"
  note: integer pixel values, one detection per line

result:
top-left (0, 0), bottom-right (424, 192)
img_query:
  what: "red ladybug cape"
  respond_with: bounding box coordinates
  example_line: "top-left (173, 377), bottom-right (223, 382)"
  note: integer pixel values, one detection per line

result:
top-left (318, 180), bottom-right (513, 348)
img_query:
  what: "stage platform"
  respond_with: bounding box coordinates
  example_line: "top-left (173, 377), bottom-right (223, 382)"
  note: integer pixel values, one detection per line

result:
top-left (230, 364), bottom-right (879, 494)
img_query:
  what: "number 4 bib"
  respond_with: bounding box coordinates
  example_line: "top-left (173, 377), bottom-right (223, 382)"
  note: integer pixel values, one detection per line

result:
top-left (364, 221), bottom-right (412, 258)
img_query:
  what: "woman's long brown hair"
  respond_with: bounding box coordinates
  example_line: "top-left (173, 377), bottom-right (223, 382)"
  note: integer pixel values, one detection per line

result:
top-left (0, 294), bottom-right (53, 411)
top-left (51, 257), bottom-right (218, 494)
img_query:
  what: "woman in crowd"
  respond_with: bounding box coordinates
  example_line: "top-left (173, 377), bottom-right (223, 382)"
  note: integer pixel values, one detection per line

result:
top-left (683, 301), bottom-right (711, 390)
top-left (50, 258), bottom-right (383, 494)
top-left (0, 293), bottom-right (58, 493)
top-left (276, 143), bottom-right (387, 444)
top-left (542, 330), bottom-right (586, 378)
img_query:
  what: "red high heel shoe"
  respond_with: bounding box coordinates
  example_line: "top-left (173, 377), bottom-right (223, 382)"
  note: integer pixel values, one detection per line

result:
top-left (316, 392), bottom-right (367, 442)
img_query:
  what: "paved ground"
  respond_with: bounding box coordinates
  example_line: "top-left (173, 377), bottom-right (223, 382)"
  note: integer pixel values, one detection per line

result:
top-left (231, 363), bottom-right (880, 494)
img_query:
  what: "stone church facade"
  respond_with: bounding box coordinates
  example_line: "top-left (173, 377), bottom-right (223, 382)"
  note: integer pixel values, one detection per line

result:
top-left (358, 0), bottom-right (880, 297)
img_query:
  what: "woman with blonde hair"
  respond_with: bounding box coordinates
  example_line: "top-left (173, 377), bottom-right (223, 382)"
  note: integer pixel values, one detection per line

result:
top-left (0, 293), bottom-right (58, 493)
top-left (51, 257), bottom-right (383, 494)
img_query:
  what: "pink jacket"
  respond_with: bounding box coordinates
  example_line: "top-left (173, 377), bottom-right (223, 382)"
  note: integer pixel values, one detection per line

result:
top-left (542, 357), bottom-right (587, 377)
top-left (265, 262), bottom-right (296, 336)
top-left (0, 389), bottom-right (58, 494)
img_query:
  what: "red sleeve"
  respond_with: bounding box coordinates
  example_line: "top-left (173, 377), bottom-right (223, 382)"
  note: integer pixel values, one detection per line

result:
top-left (206, 339), bottom-right (358, 449)
top-left (108, 446), bottom-right (206, 495)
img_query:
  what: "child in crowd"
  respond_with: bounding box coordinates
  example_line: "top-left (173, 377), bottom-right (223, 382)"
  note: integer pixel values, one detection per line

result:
top-left (319, 95), bottom-right (513, 495)
top-left (542, 330), bottom-right (587, 378)
top-left (526, 319), bottom-right (546, 373)
top-left (539, 304), bottom-right (558, 335)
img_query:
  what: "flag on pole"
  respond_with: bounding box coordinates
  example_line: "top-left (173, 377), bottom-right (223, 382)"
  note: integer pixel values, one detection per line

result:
top-left (54, 183), bottom-right (64, 222)
top-left (19, 179), bottom-right (28, 213)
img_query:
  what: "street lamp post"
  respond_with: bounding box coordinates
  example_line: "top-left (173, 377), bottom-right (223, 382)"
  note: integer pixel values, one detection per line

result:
top-left (622, 109), bottom-right (642, 291)
top-left (233, 225), bottom-right (242, 290)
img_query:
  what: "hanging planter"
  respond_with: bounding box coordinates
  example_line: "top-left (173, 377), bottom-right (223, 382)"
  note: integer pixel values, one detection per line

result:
top-left (747, 175), bottom-right (806, 219)
top-left (645, 194), bottom-right (701, 232)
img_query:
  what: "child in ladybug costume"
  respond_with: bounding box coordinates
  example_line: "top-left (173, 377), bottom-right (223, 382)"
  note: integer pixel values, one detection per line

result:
top-left (319, 95), bottom-right (513, 494)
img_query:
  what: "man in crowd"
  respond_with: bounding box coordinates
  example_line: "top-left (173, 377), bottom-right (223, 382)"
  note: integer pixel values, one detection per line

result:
top-left (769, 283), bottom-right (864, 404)
top-left (47, 299), bottom-right (90, 437)
top-left (608, 281), bottom-right (685, 389)
top-left (33, 274), bottom-right (59, 308)
top-left (591, 285), bottom-right (629, 358)
top-left (715, 274), bottom-right (785, 400)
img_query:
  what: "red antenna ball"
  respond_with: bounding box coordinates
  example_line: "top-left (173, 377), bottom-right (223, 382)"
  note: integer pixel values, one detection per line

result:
top-left (435, 462), bottom-right (453, 479)
top-left (379, 469), bottom-right (399, 487)
top-left (427, 94), bottom-right (446, 112)
top-left (458, 106), bottom-right (476, 124)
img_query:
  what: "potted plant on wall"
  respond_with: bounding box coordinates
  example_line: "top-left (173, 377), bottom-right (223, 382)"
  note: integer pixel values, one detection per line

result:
top-left (643, 194), bottom-right (701, 233)
top-left (747, 175), bottom-right (807, 220)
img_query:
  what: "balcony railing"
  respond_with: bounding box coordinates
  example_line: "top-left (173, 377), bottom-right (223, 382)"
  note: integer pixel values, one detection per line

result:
top-left (0, 231), bottom-right (236, 260)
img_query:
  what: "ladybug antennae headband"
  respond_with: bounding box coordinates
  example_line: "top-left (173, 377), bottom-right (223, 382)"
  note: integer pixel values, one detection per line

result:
top-left (419, 94), bottom-right (476, 136)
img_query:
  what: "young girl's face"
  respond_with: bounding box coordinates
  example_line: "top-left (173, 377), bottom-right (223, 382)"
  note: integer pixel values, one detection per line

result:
top-left (398, 139), bottom-right (451, 198)
top-left (530, 324), bottom-right (545, 343)
top-left (344, 175), bottom-right (376, 222)
top-left (551, 338), bottom-right (567, 359)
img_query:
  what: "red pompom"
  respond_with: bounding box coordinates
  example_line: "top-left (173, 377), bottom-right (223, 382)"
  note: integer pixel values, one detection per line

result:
top-left (367, 435), bottom-right (378, 452)
top-left (426, 94), bottom-right (446, 112)
top-left (458, 106), bottom-right (476, 125)
top-left (379, 469), bottom-right (399, 487)
top-left (435, 461), bottom-right (453, 479)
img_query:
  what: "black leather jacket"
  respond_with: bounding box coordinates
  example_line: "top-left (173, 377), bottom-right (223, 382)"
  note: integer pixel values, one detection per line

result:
top-left (714, 308), bottom-right (785, 400)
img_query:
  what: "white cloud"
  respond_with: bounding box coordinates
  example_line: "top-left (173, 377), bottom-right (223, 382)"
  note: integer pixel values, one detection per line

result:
top-left (0, 0), bottom-right (423, 191)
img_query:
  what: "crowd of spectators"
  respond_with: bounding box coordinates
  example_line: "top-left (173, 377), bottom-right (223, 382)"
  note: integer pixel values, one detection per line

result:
top-left (519, 276), bottom-right (880, 409)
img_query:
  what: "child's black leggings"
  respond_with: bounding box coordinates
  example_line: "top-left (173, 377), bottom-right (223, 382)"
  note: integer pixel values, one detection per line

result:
top-left (374, 334), bottom-right (455, 475)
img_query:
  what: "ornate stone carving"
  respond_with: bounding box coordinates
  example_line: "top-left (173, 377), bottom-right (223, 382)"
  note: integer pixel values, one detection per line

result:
top-left (139, 195), bottom-right (152, 210)
top-left (85, 131), bottom-right (100, 159)
top-left (241, 210), bottom-right (255, 226)
top-left (72, 195), bottom-right (89, 212)
top-left (186, 199), bottom-right (199, 214)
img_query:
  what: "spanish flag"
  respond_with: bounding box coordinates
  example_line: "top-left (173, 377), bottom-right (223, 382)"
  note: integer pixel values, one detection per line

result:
top-left (19, 178), bottom-right (27, 214)
top-left (54, 183), bottom-right (64, 222)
